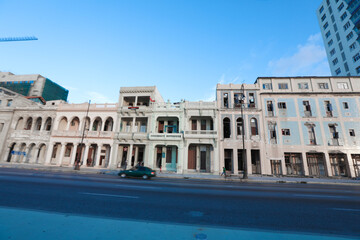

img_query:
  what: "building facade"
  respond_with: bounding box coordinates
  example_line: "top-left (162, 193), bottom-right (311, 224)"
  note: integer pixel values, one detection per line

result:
top-left (1, 77), bottom-right (360, 178)
top-left (317, 0), bottom-right (360, 76)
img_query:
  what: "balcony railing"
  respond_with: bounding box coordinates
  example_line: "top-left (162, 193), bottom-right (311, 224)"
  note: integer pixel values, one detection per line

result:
top-left (184, 130), bottom-right (217, 135)
top-left (149, 133), bottom-right (183, 140)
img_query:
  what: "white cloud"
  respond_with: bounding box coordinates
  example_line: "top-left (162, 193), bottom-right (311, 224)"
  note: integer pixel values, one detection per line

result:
top-left (86, 91), bottom-right (114, 103)
top-left (268, 33), bottom-right (331, 76)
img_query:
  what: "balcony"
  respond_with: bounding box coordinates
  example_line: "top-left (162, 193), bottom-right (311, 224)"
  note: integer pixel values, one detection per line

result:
top-left (148, 133), bottom-right (183, 140)
top-left (52, 130), bottom-right (113, 139)
top-left (183, 130), bottom-right (217, 139)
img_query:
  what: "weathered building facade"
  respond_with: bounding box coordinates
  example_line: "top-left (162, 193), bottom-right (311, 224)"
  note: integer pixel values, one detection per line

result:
top-left (1, 77), bottom-right (360, 178)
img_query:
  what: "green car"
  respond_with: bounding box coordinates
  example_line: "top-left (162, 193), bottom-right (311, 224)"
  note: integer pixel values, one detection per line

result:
top-left (118, 166), bottom-right (156, 180)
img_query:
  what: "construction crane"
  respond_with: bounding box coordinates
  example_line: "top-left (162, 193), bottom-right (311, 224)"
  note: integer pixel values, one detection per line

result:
top-left (0, 36), bottom-right (38, 42)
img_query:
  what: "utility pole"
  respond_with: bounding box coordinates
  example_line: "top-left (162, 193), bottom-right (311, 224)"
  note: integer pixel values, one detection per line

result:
top-left (241, 84), bottom-right (248, 179)
top-left (74, 100), bottom-right (91, 170)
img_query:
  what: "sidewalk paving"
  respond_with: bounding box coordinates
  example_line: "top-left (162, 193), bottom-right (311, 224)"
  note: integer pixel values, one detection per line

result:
top-left (1, 162), bottom-right (359, 186)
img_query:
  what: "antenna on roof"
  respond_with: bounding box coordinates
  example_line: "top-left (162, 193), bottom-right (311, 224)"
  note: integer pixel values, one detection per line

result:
top-left (0, 36), bottom-right (38, 42)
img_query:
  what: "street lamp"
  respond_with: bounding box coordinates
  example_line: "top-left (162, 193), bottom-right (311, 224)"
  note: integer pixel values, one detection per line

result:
top-left (74, 100), bottom-right (91, 170)
top-left (240, 84), bottom-right (248, 179)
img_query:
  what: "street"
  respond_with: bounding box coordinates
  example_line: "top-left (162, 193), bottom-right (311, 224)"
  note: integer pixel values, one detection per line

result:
top-left (0, 168), bottom-right (359, 239)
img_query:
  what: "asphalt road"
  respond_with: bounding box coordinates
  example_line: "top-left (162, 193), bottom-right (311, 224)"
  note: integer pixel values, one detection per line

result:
top-left (0, 168), bottom-right (359, 238)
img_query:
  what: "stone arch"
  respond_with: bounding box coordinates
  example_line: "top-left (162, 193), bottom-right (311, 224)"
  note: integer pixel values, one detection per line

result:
top-left (91, 117), bottom-right (102, 131)
top-left (69, 117), bottom-right (80, 131)
top-left (223, 117), bottom-right (231, 138)
top-left (7, 143), bottom-right (16, 162)
top-left (24, 117), bottom-right (33, 130)
top-left (26, 143), bottom-right (36, 163)
top-left (15, 117), bottom-right (24, 130)
top-left (34, 117), bottom-right (42, 131)
top-left (104, 117), bottom-right (114, 131)
top-left (43, 117), bottom-right (52, 131)
top-left (58, 117), bottom-right (68, 130)
top-left (36, 143), bottom-right (47, 164)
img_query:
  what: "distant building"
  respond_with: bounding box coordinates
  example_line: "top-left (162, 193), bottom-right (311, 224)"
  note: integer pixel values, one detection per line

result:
top-left (317, 0), bottom-right (360, 76)
top-left (0, 71), bottom-right (69, 102)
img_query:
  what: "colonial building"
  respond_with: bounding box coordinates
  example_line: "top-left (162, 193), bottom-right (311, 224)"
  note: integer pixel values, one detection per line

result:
top-left (1, 77), bottom-right (360, 178)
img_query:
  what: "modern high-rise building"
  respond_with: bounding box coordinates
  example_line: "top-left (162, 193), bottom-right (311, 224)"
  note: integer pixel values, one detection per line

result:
top-left (317, 0), bottom-right (360, 76)
top-left (0, 71), bottom-right (69, 103)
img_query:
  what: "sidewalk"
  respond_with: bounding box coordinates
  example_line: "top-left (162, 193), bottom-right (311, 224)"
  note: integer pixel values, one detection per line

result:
top-left (1, 162), bottom-right (359, 186)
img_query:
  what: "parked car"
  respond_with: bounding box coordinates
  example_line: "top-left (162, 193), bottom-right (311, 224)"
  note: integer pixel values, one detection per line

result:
top-left (118, 166), bottom-right (156, 179)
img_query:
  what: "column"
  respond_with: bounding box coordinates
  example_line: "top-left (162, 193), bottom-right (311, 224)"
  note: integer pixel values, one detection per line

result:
top-left (24, 146), bottom-right (31, 163)
top-left (127, 144), bottom-right (133, 169)
top-left (246, 148), bottom-right (252, 175)
top-left (161, 146), bottom-right (166, 170)
top-left (324, 153), bottom-right (332, 177)
top-left (44, 144), bottom-right (54, 165)
top-left (57, 143), bottom-right (66, 166)
top-left (95, 144), bottom-right (103, 167)
top-left (81, 144), bottom-right (90, 166)
top-left (178, 143), bottom-right (186, 174)
top-left (196, 145), bottom-right (200, 172)
top-left (346, 153), bottom-right (356, 178)
top-left (108, 143), bottom-right (118, 169)
top-left (30, 147), bottom-right (39, 164)
top-left (3, 146), bottom-right (11, 162)
top-left (302, 152), bottom-right (309, 176)
top-left (70, 143), bottom-right (78, 165)
top-left (233, 147), bottom-right (238, 174)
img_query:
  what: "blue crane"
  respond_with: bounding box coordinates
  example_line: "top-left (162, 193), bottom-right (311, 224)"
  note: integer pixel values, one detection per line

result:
top-left (0, 36), bottom-right (38, 42)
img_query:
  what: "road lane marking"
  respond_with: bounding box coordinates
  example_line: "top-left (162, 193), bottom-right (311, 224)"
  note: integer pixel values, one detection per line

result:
top-left (80, 192), bottom-right (139, 199)
top-left (293, 194), bottom-right (349, 199)
top-left (116, 184), bottom-right (161, 190)
top-left (332, 208), bottom-right (360, 212)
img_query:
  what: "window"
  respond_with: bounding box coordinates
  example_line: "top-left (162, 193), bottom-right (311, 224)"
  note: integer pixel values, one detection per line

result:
top-left (321, 14), bottom-right (326, 21)
top-left (344, 21), bottom-right (351, 31)
top-left (329, 6), bottom-right (333, 14)
top-left (250, 118), bottom-right (258, 136)
top-left (346, 32), bottom-right (354, 41)
top-left (64, 146), bottom-right (72, 157)
top-left (298, 82), bottom-right (309, 89)
top-left (330, 48), bottom-right (336, 56)
top-left (223, 93), bottom-right (229, 108)
top-left (335, 68), bottom-right (341, 75)
top-left (331, 15), bottom-right (335, 23)
top-left (341, 12), bottom-right (347, 21)
top-left (332, 58), bottom-right (338, 65)
top-left (356, 66), bottom-right (360, 74)
top-left (337, 82), bottom-right (349, 89)
top-left (325, 101), bottom-right (333, 117)
top-left (267, 101), bottom-right (274, 116)
top-left (262, 83), bottom-right (272, 90)
top-left (353, 53), bottom-right (360, 62)
top-left (323, 22), bottom-right (329, 30)
top-left (307, 125), bottom-right (317, 145)
top-left (343, 102), bottom-right (349, 109)
top-left (191, 120), bottom-right (197, 130)
top-left (303, 101), bottom-right (312, 117)
top-left (278, 83), bottom-right (288, 89)
top-left (6, 99), bottom-right (12, 107)
top-left (333, 23), bottom-right (338, 32)
top-left (236, 118), bottom-right (243, 136)
top-left (326, 0), bottom-right (329, 6)
top-left (344, 62), bottom-right (349, 72)
top-left (341, 52), bottom-right (346, 61)
top-left (318, 83), bottom-right (329, 89)
top-left (325, 31), bottom-right (331, 38)
top-left (319, 6), bottom-right (324, 14)
top-left (249, 93), bottom-right (255, 107)
top-left (223, 118), bottom-right (231, 138)
top-left (338, 2), bottom-right (344, 11)
top-left (339, 42), bottom-right (343, 51)
top-left (336, 32), bottom-right (340, 41)
top-left (350, 42), bottom-right (356, 51)
top-left (328, 39), bottom-right (333, 47)
top-left (282, 129), bottom-right (291, 136)
top-left (278, 102), bottom-right (287, 109)
top-left (349, 129), bottom-right (355, 137)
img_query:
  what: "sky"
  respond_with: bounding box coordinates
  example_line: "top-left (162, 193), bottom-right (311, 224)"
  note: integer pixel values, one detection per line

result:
top-left (0, 0), bottom-right (330, 103)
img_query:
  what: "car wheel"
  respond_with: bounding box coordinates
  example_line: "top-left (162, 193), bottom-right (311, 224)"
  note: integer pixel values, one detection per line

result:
top-left (120, 173), bottom-right (126, 178)
top-left (142, 175), bottom-right (149, 180)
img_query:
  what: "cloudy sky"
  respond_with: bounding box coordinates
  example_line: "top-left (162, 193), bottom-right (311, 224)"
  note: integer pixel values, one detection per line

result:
top-left (0, 0), bottom-right (329, 103)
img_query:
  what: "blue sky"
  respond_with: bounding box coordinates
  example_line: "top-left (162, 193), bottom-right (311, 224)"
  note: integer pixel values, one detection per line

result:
top-left (0, 0), bottom-right (329, 103)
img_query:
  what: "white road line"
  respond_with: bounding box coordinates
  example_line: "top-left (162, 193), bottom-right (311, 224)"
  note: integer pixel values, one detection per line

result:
top-left (116, 184), bottom-right (161, 190)
top-left (293, 194), bottom-right (349, 199)
top-left (332, 208), bottom-right (360, 212)
top-left (80, 192), bottom-right (139, 199)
